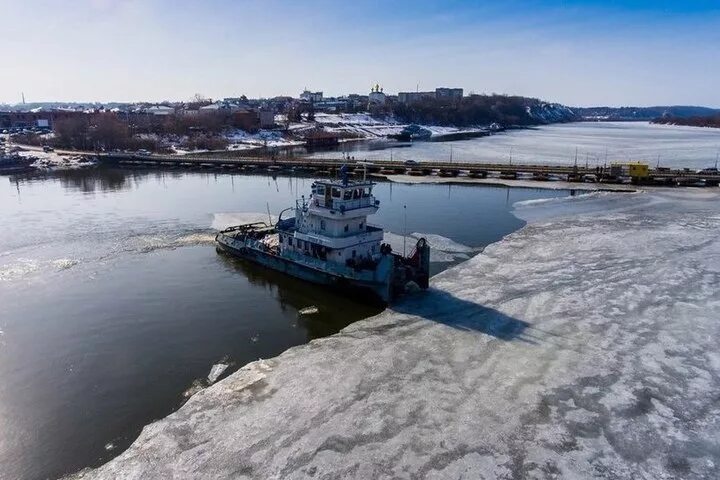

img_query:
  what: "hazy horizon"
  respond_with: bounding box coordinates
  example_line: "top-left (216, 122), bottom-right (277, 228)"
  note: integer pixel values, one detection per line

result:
top-left (2, 0), bottom-right (719, 108)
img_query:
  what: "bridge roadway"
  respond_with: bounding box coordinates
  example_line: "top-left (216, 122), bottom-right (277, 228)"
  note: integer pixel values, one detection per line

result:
top-left (99, 153), bottom-right (719, 183)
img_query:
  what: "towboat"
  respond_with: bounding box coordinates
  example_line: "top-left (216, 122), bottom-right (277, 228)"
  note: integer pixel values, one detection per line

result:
top-left (215, 168), bottom-right (430, 304)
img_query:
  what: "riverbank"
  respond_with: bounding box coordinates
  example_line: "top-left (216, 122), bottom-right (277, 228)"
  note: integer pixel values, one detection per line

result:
top-left (69, 188), bottom-right (720, 479)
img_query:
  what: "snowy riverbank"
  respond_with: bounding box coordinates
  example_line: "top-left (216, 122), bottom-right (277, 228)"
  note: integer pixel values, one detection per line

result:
top-left (70, 188), bottom-right (720, 479)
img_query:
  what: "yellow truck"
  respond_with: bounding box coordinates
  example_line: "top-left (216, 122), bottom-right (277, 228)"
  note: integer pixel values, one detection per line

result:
top-left (610, 162), bottom-right (649, 179)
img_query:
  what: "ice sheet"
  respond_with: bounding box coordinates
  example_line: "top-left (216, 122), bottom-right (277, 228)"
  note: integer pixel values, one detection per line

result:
top-left (68, 189), bottom-right (720, 480)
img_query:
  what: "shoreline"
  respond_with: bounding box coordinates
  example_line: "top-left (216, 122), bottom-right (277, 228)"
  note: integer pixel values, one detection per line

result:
top-left (69, 188), bottom-right (720, 479)
top-left (377, 173), bottom-right (639, 192)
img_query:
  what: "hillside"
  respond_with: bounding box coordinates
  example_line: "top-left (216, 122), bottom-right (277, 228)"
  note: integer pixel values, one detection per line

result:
top-left (388, 95), bottom-right (577, 127)
top-left (652, 114), bottom-right (720, 129)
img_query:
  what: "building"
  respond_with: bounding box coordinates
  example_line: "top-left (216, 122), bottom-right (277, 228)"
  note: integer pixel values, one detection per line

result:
top-left (300, 90), bottom-right (323, 103)
top-left (145, 105), bottom-right (174, 116)
top-left (397, 91), bottom-right (436, 105)
top-left (314, 100), bottom-right (349, 112)
top-left (435, 87), bottom-right (463, 100)
top-left (368, 84), bottom-right (386, 107)
top-left (0, 110), bottom-right (84, 130)
top-left (259, 108), bottom-right (275, 128)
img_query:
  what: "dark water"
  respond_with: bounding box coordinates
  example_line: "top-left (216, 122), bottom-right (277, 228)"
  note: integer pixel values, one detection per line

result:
top-left (0, 167), bottom-right (570, 480)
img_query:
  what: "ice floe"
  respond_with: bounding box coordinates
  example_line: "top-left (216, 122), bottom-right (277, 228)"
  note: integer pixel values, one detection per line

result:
top-left (207, 363), bottom-right (229, 384)
top-left (68, 188), bottom-right (720, 480)
top-left (383, 231), bottom-right (478, 263)
top-left (298, 306), bottom-right (319, 315)
top-left (0, 257), bottom-right (79, 282)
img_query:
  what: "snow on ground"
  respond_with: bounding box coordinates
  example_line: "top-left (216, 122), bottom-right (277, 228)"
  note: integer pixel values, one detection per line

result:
top-left (19, 150), bottom-right (97, 170)
top-left (313, 113), bottom-right (484, 140)
top-left (70, 189), bottom-right (720, 479)
top-left (225, 129), bottom-right (304, 148)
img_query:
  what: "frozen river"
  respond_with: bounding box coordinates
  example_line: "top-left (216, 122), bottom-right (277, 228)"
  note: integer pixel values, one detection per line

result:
top-left (309, 122), bottom-right (720, 170)
top-left (72, 187), bottom-right (720, 479)
top-left (0, 167), bottom-right (568, 480)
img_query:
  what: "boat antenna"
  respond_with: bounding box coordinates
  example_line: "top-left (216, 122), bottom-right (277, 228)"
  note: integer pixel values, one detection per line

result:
top-left (403, 205), bottom-right (407, 257)
top-left (340, 164), bottom-right (349, 186)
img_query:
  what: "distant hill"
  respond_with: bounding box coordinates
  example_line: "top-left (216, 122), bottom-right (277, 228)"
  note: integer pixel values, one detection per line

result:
top-left (575, 105), bottom-right (720, 121)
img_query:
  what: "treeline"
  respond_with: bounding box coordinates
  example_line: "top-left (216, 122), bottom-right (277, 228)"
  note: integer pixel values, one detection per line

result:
top-left (375, 94), bottom-right (574, 127)
top-left (578, 105), bottom-right (720, 121)
top-left (652, 115), bottom-right (720, 129)
top-left (22, 112), bottom-right (244, 152)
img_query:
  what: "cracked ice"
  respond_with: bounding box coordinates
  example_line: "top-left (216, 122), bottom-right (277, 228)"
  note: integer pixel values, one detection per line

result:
top-left (69, 188), bottom-right (720, 480)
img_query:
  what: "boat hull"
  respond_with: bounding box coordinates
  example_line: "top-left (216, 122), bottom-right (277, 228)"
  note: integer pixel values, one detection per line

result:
top-left (216, 235), bottom-right (392, 304)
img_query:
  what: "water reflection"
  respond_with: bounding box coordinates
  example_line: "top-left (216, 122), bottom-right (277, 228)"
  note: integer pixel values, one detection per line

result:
top-left (216, 251), bottom-right (382, 340)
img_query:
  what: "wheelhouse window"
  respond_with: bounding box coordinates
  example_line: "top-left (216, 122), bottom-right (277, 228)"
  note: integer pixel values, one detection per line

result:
top-left (331, 187), bottom-right (341, 198)
top-left (316, 185), bottom-right (325, 195)
top-left (362, 188), bottom-right (371, 197)
top-left (359, 222), bottom-right (364, 229)
top-left (344, 224), bottom-right (349, 232)
top-left (320, 220), bottom-right (326, 230)
top-left (343, 189), bottom-right (352, 200)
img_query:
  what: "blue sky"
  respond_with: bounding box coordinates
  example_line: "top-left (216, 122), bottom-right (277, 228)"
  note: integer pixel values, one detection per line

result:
top-left (1, 0), bottom-right (719, 106)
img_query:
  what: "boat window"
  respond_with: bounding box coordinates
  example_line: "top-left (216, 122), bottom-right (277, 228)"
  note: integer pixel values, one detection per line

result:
top-left (331, 187), bottom-right (341, 198)
top-left (316, 185), bottom-right (325, 195)
top-left (353, 189), bottom-right (360, 199)
top-left (320, 220), bottom-right (326, 230)
top-left (343, 189), bottom-right (352, 200)
top-left (362, 188), bottom-right (371, 197)
top-left (288, 238), bottom-right (293, 246)
top-left (359, 222), bottom-right (363, 229)
top-left (344, 224), bottom-right (349, 232)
